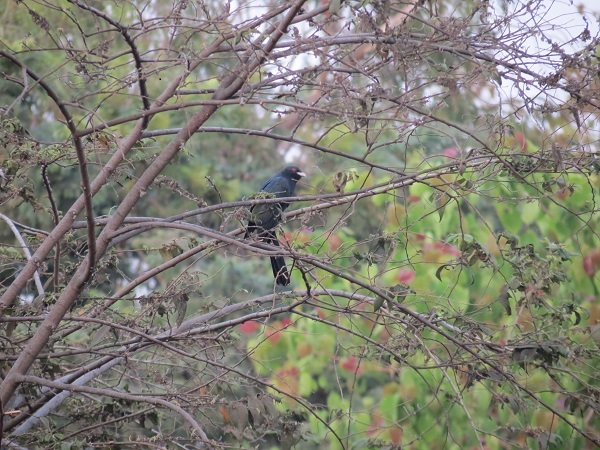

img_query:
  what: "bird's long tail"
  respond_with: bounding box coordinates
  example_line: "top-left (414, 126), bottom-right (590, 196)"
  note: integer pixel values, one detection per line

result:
top-left (267, 233), bottom-right (290, 286)
top-left (270, 255), bottom-right (290, 286)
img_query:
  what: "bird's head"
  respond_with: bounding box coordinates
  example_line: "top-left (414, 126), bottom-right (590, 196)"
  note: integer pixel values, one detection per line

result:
top-left (284, 166), bottom-right (306, 181)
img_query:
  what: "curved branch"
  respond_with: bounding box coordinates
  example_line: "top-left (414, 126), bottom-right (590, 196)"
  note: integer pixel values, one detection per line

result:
top-left (0, 51), bottom-right (96, 281)
top-left (0, 214), bottom-right (44, 298)
top-left (67, 0), bottom-right (151, 129)
top-left (0, 10), bottom-right (237, 314)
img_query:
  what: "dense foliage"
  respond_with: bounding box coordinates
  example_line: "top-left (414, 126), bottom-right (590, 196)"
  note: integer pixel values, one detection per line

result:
top-left (0, 0), bottom-right (599, 448)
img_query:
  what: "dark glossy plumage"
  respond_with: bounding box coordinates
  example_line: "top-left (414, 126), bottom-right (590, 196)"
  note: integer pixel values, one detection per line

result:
top-left (245, 166), bottom-right (306, 285)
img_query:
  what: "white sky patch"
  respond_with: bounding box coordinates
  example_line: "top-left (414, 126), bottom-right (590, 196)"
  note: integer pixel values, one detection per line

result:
top-left (284, 142), bottom-right (303, 163)
top-left (485, 0), bottom-right (600, 140)
top-left (545, 0), bottom-right (599, 39)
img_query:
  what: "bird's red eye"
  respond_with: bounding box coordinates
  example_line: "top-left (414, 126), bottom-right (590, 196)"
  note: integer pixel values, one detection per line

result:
top-left (292, 168), bottom-right (296, 172)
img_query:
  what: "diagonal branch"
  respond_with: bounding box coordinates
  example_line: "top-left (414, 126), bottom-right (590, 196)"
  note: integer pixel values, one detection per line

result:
top-left (15, 374), bottom-right (212, 445)
top-left (0, 0), bottom-right (309, 421)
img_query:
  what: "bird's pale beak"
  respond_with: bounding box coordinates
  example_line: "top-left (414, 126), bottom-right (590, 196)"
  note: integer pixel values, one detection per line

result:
top-left (297, 171), bottom-right (306, 178)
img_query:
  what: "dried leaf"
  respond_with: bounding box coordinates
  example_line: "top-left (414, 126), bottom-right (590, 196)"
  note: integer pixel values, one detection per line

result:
top-left (512, 346), bottom-right (537, 363)
top-left (175, 293), bottom-right (189, 327)
top-left (229, 401), bottom-right (249, 432)
top-left (259, 393), bottom-right (279, 419)
top-left (498, 284), bottom-right (512, 316)
top-left (247, 395), bottom-right (265, 428)
top-left (590, 324), bottom-right (600, 346)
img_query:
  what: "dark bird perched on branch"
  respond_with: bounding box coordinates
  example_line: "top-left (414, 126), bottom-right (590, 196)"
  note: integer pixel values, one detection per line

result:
top-left (245, 166), bottom-right (306, 285)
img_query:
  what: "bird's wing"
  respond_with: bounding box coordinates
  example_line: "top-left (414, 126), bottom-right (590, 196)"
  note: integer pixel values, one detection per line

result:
top-left (248, 175), bottom-right (292, 231)
top-left (260, 175), bottom-right (291, 198)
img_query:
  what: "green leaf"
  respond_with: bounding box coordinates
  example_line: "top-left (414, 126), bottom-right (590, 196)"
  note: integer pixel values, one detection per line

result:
top-left (461, 263), bottom-right (476, 285)
top-left (379, 393), bottom-right (401, 423)
top-left (537, 432), bottom-right (563, 449)
top-left (547, 242), bottom-right (574, 261)
top-left (507, 396), bottom-right (521, 414)
top-left (497, 204), bottom-right (523, 233)
top-left (351, 438), bottom-right (371, 450)
top-left (497, 230), bottom-right (519, 247)
top-left (434, 193), bottom-right (449, 221)
top-left (468, 253), bottom-right (480, 266)
top-left (542, 181), bottom-right (554, 192)
top-left (389, 284), bottom-right (412, 304)
top-left (435, 264), bottom-right (450, 281)
top-left (521, 201), bottom-right (539, 225)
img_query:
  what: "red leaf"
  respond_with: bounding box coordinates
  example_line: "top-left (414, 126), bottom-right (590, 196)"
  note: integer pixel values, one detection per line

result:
top-left (397, 269), bottom-right (416, 285)
top-left (514, 131), bottom-right (528, 152)
top-left (239, 321), bottom-right (260, 334)
top-left (583, 256), bottom-right (596, 277)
